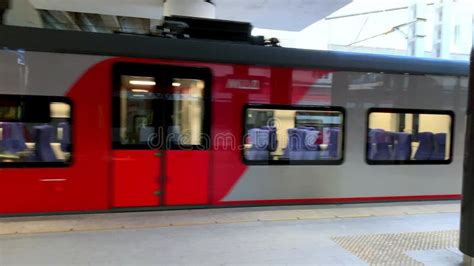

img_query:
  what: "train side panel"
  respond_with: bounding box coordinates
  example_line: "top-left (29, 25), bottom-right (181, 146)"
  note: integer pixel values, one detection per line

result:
top-left (223, 72), bottom-right (467, 203)
top-left (0, 49), bottom-right (467, 214)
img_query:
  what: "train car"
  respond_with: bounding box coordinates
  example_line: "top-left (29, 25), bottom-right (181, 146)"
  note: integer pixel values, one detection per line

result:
top-left (0, 25), bottom-right (469, 215)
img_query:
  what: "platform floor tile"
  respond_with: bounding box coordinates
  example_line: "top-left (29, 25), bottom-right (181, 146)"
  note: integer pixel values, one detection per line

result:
top-left (0, 212), bottom-right (462, 265)
top-left (0, 201), bottom-right (460, 236)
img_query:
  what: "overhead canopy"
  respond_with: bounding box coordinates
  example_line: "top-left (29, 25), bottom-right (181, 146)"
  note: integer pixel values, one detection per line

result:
top-left (28, 0), bottom-right (352, 31)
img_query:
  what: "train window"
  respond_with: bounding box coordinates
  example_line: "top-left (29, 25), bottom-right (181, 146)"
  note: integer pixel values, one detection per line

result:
top-left (118, 75), bottom-right (158, 145)
top-left (0, 95), bottom-right (72, 167)
top-left (165, 78), bottom-right (206, 148)
top-left (243, 105), bottom-right (345, 165)
top-left (367, 108), bottom-right (454, 164)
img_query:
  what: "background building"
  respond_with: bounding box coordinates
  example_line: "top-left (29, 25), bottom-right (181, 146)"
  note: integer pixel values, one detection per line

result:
top-left (254, 0), bottom-right (472, 60)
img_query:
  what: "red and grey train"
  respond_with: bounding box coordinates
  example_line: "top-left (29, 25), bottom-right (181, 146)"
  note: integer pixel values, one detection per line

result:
top-left (0, 25), bottom-right (469, 215)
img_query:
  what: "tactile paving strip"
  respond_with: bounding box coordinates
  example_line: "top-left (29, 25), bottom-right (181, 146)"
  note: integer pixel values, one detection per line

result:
top-left (332, 230), bottom-right (459, 265)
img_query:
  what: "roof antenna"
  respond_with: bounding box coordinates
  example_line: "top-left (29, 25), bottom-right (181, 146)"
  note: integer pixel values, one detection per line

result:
top-left (156, 20), bottom-right (190, 39)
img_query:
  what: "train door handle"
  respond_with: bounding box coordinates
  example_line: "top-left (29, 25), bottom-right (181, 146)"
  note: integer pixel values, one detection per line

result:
top-left (155, 151), bottom-right (163, 157)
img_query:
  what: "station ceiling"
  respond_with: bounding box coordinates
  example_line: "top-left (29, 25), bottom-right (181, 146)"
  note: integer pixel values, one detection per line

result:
top-left (28, 0), bottom-right (352, 32)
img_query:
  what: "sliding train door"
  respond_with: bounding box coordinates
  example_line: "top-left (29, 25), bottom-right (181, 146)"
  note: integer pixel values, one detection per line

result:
top-left (161, 70), bottom-right (211, 206)
top-left (112, 63), bottom-right (211, 208)
top-left (112, 65), bottom-right (162, 207)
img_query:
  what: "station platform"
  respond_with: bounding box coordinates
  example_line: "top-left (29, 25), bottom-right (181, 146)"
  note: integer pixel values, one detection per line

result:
top-left (0, 201), bottom-right (463, 265)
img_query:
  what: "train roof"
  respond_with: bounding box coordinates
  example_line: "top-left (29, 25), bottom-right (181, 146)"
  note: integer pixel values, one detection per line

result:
top-left (0, 25), bottom-right (469, 77)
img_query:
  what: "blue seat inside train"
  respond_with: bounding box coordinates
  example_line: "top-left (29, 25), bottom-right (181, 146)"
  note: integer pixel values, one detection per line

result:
top-left (0, 122), bottom-right (62, 162)
top-left (33, 125), bottom-right (58, 162)
top-left (246, 128), bottom-right (270, 160)
top-left (368, 129), bottom-right (446, 161)
top-left (430, 133), bottom-right (447, 160)
top-left (392, 132), bottom-right (412, 160)
top-left (285, 127), bottom-right (339, 161)
top-left (0, 122), bottom-right (28, 154)
top-left (287, 128), bottom-right (306, 160)
top-left (414, 132), bottom-right (434, 160)
top-left (58, 122), bottom-right (71, 152)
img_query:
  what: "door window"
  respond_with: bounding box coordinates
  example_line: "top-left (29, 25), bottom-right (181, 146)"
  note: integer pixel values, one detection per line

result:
top-left (166, 78), bottom-right (206, 148)
top-left (118, 75), bottom-right (158, 146)
top-left (112, 63), bottom-right (211, 150)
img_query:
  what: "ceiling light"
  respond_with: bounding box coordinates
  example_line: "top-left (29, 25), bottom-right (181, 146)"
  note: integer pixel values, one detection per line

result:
top-left (131, 89), bottom-right (149, 93)
top-left (130, 80), bottom-right (156, 86)
top-left (172, 82), bottom-right (181, 87)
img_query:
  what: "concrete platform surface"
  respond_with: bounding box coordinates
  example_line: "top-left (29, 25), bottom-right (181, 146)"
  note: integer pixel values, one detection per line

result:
top-left (0, 201), bottom-right (463, 265)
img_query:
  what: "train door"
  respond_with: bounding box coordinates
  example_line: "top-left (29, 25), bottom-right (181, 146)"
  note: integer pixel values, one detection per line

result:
top-left (111, 63), bottom-right (211, 208)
